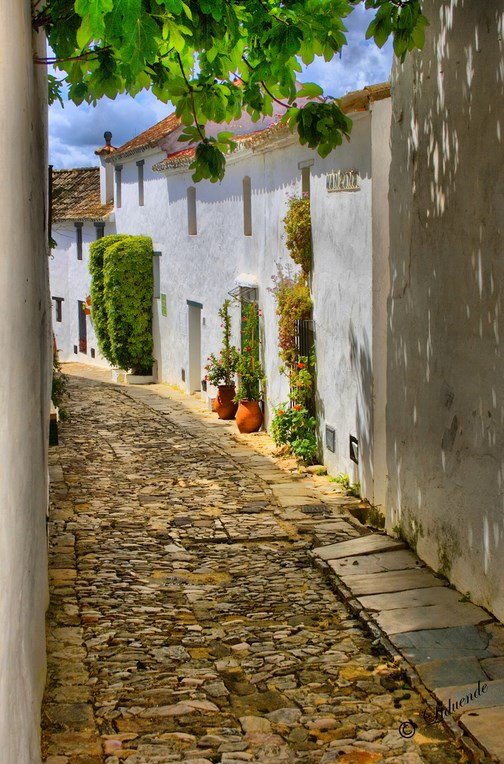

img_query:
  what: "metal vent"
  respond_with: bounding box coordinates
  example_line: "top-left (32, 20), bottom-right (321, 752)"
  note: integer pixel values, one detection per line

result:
top-left (325, 425), bottom-right (336, 453)
top-left (90, 348), bottom-right (96, 358)
top-left (73, 345), bottom-right (78, 355)
top-left (181, 368), bottom-right (186, 382)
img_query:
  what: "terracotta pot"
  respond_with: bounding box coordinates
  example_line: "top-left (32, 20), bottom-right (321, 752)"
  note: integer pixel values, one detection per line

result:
top-left (236, 399), bottom-right (263, 433)
top-left (215, 385), bottom-right (238, 420)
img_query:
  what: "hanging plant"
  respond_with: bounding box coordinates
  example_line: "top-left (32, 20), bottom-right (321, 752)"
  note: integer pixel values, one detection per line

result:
top-left (283, 194), bottom-right (312, 275)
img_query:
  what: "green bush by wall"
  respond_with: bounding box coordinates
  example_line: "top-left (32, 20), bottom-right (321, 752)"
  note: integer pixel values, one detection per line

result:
top-left (89, 234), bottom-right (131, 362)
top-left (104, 235), bottom-right (154, 375)
top-left (90, 234), bottom-right (154, 374)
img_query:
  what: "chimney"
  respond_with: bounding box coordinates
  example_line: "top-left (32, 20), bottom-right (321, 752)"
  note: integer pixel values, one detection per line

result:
top-left (95, 131), bottom-right (117, 204)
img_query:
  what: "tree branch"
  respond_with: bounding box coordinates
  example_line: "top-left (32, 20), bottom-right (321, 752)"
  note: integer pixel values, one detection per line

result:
top-left (34, 46), bottom-right (111, 64)
top-left (176, 53), bottom-right (206, 142)
top-left (241, 56), bottom-right (290, 109)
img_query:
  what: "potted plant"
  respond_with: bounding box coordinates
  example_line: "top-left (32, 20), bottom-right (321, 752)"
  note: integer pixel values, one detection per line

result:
top-left (205, 300), bottom-right (239, 419)
top-left (235, 302), bottom-right (265, 433)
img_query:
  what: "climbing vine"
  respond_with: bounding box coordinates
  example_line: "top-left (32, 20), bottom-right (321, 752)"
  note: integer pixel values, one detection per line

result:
top-left (282, 194), bottom-right (312, 275)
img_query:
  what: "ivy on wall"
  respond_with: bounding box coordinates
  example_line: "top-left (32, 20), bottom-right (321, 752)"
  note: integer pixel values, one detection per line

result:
top-left (271, 268), bottom-right (312, 370)
top-left (283, 195), bottom-right (312, 275)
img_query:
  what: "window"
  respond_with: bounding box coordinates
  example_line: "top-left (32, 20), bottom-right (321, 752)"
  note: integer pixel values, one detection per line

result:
top-left (94, 222), bottom-right (105, 240)
top-left (301, 167), bottom-right (311, 198)
top-left (243, 176), bottom-right (252, 236)
top-left (187, 186), bottom-right (197, 235)
top-left (75, 222), bottom-right (83, 260)
top-left (115, 164), bottom-right (123, 208)
top-left (298, 159), bottom-right (314, 199)
top-left (52, 296), bottom-right (64, 323)
top-left (137, 159), bottom-right (145, 206)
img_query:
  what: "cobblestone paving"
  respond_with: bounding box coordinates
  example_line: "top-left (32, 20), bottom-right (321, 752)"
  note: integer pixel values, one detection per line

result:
top-left (42, 375), bottom-right (467, 764)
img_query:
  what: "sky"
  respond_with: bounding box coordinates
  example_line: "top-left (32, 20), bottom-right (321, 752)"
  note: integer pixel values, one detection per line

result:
top-left (49, 5), bottom-right (393, 169)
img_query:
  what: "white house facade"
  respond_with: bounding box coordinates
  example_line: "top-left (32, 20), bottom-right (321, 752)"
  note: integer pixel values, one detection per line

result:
top-left (50, 167), bottom-right (115, 366)
top-left (102, 84), bottom-right (392, 506)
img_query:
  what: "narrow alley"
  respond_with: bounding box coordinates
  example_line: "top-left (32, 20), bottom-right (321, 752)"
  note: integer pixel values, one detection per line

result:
top-left (42, 370), bottom-right (466, 764)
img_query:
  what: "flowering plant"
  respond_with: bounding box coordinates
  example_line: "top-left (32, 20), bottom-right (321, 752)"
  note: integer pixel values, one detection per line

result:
top-left (235, 301), bottom-right (264, 401)
top-left (270, 403), bottom-right (318, 463)
top-left (282, 194), bottom-right (312, 275)
top-left (204, 299), bottom-right (238, 386)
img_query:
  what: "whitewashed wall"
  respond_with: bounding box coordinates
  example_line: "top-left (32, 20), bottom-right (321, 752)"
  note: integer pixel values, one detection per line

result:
top-left (50, 221), bottom-right (115, 367)
top-left (311, 114), bottom-right (373, 492)
top-left (112, 108), bottom-right (390, 502)
top-left (387, 1), bottom-right (504, 619)
top-left (0, 3), bottom-right (50, 760)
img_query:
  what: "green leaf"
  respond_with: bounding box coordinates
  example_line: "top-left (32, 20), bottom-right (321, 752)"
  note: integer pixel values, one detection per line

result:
top-left (74, 0), bottom-right (113, 38)
top-left (295, 82), bottom-right (324, 99)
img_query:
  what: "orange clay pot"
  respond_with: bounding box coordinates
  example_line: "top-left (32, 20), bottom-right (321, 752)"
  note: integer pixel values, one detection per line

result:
top-left (236, 400), bottom-right (263, 433)
top-left (215, 385), bottom-right (238, 420)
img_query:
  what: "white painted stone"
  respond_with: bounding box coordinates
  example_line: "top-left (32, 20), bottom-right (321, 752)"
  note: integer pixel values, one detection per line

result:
top-left (0, 5), bottom-right (49, 760)
top-left (387, 1), bottom-right (504, 620)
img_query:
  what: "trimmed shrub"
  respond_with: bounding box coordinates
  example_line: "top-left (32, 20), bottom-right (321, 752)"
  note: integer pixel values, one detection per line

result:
top-left (89, 234), bottom-right (131, 361)
top-left (103, 235), bottom-right (154, 374)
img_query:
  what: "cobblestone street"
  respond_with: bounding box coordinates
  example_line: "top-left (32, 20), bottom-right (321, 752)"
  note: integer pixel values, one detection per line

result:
top-left (42, 371), bottom-right (467, 764)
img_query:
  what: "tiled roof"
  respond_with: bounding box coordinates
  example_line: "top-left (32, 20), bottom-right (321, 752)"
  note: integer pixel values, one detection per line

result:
top-left (51, 168), bottom-right (113, 222)
top-left (152, 82), bottom-right (391, 172)
top-left (109, 81), bottom-right (390, 173)
top-left (111, 113), bottom-right (181, 161)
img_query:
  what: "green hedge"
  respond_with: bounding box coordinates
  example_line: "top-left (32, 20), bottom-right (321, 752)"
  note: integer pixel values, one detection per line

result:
top-left (89, 234), bottom-right (131, 361)
top-left (90, 234), bottom-right (154, 374)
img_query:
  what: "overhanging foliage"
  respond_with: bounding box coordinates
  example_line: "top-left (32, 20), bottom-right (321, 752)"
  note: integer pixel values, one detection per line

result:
top-left (36, 0), bottom-right (428, 182)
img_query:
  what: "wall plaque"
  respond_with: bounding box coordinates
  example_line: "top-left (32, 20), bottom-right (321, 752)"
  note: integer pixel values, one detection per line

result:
top-left (326, 169), bottom-right (360, 192)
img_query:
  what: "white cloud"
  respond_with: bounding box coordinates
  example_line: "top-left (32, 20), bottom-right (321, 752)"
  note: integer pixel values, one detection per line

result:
top-left (48, 5), bottom-right (392, 169)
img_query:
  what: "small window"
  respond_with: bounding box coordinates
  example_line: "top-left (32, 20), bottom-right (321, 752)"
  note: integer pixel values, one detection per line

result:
top-left (75, 222), bottom-right (83, 260)
top-left (94, 222), bottom-right (105, 240)
top-left (52, 296), bottom-right (64, 323)
top-left (243, 176), bottom-right (252, 236)
top-left (299, 159), bottom-right (313, 199)
top-left (187, 186), bottom-right (197, 235)
top-left (115, 165), bottom-right (123, 208)
top-left (301, 166), bottom-right (311, 198)
top-left (137, 160), bottom-right (145, 206)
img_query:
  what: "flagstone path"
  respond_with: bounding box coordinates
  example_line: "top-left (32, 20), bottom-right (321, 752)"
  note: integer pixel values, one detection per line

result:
top-left (42, 369), bottom-right (467, 763)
